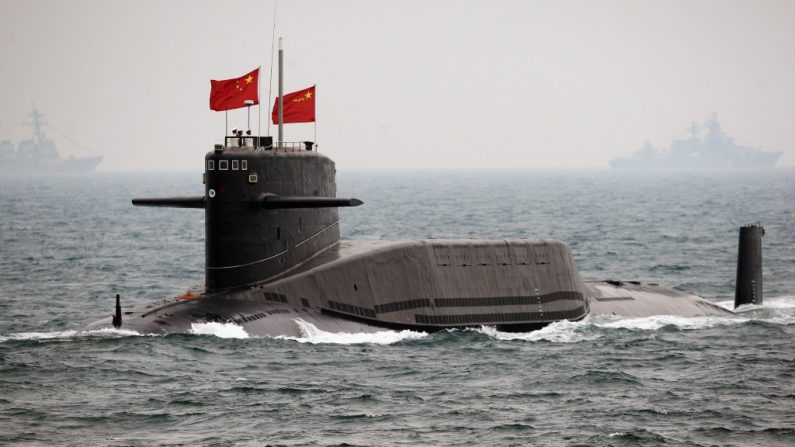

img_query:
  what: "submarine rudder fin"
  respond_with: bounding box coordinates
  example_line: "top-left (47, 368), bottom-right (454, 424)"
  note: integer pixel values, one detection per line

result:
top-left (734, 224), bottom-right (764, 309)
top-left (111, 294), bottom-right (122, 328)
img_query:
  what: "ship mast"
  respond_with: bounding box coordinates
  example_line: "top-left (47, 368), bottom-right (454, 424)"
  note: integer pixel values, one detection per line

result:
top-left (25, 108), bottom-right (46, 144)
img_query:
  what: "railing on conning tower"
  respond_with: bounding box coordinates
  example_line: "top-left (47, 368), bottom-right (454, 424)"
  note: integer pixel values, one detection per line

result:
top-left (223, 135), bottom-right (316, 152)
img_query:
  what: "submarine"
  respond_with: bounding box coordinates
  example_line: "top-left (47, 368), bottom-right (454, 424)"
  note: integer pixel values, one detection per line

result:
top-left (84, 45), bottom-right (765, 337)
top-left (83, 138), bottom-right (766, 337)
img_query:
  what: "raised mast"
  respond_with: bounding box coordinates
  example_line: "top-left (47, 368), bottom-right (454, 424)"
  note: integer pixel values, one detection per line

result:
top-left (278, 37), bottom-right (284, 146)
top-left (26, 108), bottom-right (46, 144)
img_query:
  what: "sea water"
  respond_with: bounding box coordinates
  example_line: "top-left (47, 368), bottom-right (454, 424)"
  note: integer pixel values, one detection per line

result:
top-left (1, 169), bottom-right (793, 446)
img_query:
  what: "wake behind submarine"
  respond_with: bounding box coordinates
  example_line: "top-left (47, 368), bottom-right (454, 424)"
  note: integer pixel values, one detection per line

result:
top-left (84, 140), bottom-right (765, 337)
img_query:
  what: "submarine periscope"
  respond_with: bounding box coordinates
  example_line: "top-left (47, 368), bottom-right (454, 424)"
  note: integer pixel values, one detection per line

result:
top-left (84, 46), bottom-right (763, 338)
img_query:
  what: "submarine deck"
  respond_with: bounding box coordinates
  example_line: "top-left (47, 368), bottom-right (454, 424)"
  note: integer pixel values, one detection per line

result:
top-left (264, 239), bottom-right (399, 284)
top-left (584, 281), bottom-right (731, 318)
top-left (84, 239), bottom-right (733, 337)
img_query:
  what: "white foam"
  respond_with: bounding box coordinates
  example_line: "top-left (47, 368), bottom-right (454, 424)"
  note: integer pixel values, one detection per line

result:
top-left (717, 295), bottom-right (795, 312)
top-left (734, 295), bottom-right (795, 311)
top-left (0, 328), bottom-right (143, 343)
top-left (764, 295), bottom-right (795, 309)
top-left (0, 330), bottom-right (78, 343)
top-left (710, 296), bottom-right (795, 326)
top-left (189, 322), bottom-right (250, 339)
top-left (593, 314), bottom-right (747, 331)
top-left (475, 319), bottom-right (600, 343)
top-left (278, 318), bottom-right (428, 345)
top-left (82, 328), bottom-right (145, 338)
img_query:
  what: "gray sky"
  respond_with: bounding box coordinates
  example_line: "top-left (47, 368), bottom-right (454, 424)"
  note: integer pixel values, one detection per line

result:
top-left (1, 0), bottom-right (794, 170)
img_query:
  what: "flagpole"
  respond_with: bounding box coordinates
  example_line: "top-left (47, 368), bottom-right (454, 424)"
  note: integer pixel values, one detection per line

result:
top-left (314, 84), bottom-right (317, 150)
top-left (278, 37), bottom-right (284, 147)
top-left (225, 111), bottom-right (228, 147)
top-left (257, 65), bottom-right (261, 146)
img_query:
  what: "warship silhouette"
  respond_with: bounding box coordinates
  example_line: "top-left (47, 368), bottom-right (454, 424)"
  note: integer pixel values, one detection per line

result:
top-left (85, 48), bottom-right (765, 337)
top-left (610, 114), bottom-right (782, 169)
top-left (0, 109), bottom-right (102, 174)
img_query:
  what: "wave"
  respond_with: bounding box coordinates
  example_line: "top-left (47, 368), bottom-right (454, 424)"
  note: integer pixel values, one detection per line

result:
top-left (0, 328), bottom-right (143, 343)
top-left (0, 330), bottom-right (78, 343)
top-left (715, 295), bottom-right (795, 311)
top-left (4, 295), bottom-right (791, 344)
top-left (473, 313), bottom-right (748, 343)
top-left (732, 295), bottom-right (795, 311)
top-left (276, 318), bottom-right (428, 345)
top-left (591, 314), bottom-right (748, 331)
top-left (472, 296), bottom-right (795, 343)
top-left (475, 320), bottom-right (600, 343)
top-left (715, 295), bottom-right (795, 325)
top-left (189, 322), bottom-right (250, 339)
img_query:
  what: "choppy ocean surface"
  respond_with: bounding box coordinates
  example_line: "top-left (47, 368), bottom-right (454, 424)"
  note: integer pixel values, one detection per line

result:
top-left (1, 169), bottom-right (794, 446)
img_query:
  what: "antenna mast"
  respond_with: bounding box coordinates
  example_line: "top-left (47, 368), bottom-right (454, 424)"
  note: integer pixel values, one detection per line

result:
top-left (26, 108), bottom-right (46, 144)
top-left (278, 37), bottom-right (284, 147)
top-left (267, 1), bottom-right (277, 139)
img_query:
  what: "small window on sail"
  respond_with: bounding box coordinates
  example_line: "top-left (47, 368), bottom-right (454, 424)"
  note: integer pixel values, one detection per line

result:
top-left (219, 160), bottom-right (228, 170)
top-left (232, 160), bottom-right (239, 170)
top-left (207, 160), bottom-right (215, 170)
top-left (241, 160), bottom-right (248, 170)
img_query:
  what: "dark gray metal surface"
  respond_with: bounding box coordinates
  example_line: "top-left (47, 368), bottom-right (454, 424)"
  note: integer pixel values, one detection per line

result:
top-left (585, 281), bottom-right (731, 318)
top-left (735, 224), bottom-right (765, 308)
top-left (85, 146), bottom-right (738, 336)
top-left (84, 238), bottom-right (732, 337)
top-left (202, 150), bottom-right (344, 291)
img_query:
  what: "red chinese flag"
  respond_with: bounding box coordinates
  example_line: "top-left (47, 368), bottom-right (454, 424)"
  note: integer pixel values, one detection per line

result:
top-left (209, 68), bottom-right (260, 111)
top-left (272, 85), bottom-right (316, 124)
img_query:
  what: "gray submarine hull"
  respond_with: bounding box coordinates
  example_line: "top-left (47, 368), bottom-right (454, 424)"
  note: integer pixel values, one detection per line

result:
top-left (84, 238), bottom-right (732, 338)
top-left (83, 145), bottom-right (756, 337)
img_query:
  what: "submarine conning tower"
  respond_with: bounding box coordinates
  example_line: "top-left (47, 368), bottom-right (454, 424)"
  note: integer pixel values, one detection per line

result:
top-left (132, 141), bottom-right (362, 291)
top-left (205, 147), bottom-right (335, 290)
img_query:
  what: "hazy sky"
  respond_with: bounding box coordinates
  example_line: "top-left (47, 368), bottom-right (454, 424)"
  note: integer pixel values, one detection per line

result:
top-left (1, 0), bottom-right (794, 170)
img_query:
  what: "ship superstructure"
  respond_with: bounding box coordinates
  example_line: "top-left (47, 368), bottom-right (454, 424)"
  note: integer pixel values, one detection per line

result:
top-left (610, 114), bottom-right (782, 169)
top-left (0, 109), bottom-right (102, 174)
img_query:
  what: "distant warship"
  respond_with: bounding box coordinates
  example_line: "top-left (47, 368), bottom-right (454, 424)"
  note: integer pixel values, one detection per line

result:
top-left (610, 114), bottom-right (782, 169)
top-left (84, 47), bottom-right (765, 337)
top-left (0, 109), bottom-right (102, 174)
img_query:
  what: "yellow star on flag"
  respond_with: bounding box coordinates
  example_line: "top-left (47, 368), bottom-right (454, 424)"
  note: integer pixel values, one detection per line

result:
top-left (245, 75), bottom-right (254, 84)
